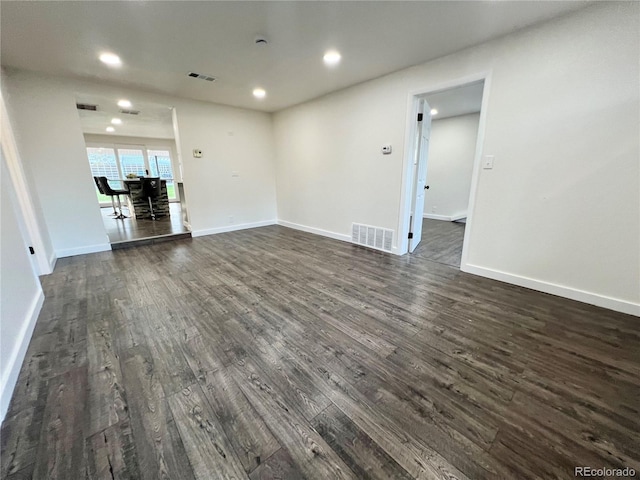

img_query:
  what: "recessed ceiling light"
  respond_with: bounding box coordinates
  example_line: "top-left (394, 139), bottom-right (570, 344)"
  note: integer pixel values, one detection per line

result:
top-left (430, 108), bottom-right (438, 115)
top-left (99, 52), bottom-right (121, 67)
top-left (106, 126), bottom-right (115, 132)
top-left (111, 118), bottom-right (122, 125)
top-left (117, 99), bottom-right (132, 108)
top-left (323, 50), bottom-right (341, 66)
top-left (253, 88), bottom-right (266, 99)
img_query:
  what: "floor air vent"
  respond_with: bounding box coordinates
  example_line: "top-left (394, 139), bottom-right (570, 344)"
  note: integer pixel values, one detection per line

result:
top-left (351, 223), bottom-right (393, 253)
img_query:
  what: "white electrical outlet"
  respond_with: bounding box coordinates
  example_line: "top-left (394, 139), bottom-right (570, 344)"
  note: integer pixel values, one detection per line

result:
top-left (229, 216), bottom-right (234, 224)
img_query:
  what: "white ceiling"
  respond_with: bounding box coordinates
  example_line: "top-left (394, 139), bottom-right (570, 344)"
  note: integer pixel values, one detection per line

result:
top-left (1, 1), bottom-right (590, 114)
top-left (425, 80), bottom-right (485, 120)
top-left (76, 93), bottom-right (175, 139)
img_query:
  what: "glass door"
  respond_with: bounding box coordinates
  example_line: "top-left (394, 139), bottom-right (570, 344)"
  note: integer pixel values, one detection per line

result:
top-left (86, 146), bottom-right (120, 204)
top-left (86, 143), bottom-right (179, 204)
top-left (147, 148), bottom-right (177, 200)
top-left (116, 146), bottom-right (148, 178)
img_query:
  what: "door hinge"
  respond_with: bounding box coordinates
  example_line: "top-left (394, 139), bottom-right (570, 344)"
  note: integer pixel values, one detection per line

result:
top-left (29, 246), bottom-right (35, 255)
top-left (408, 232), bottom-right (414, 239)
top-left (417, 113), bottom-right (423, 122)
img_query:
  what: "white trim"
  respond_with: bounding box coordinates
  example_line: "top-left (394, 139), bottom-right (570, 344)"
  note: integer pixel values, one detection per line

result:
top-left (56, 243), bottom-right (111, 258)
top-left (460, 73), bottom-right (492, 268)
top-left (398, 71), bottom-right (491, 256)
top-left (462, 263), bottom-right (640, 317)
top-left (48, 251), bottom-right (57, 271)
top-left (192, 219), bottom-right (277, 238)
top-left (1, 93), bottom-right (53, 275)
top-left (0, 289), bottom-right (44, 422)
top-left (423, 213), bottom-right (468, 221)
top-left (277, 220), bottom-right (351, 243)
top-left (423, 213), bottom-right (454, 221)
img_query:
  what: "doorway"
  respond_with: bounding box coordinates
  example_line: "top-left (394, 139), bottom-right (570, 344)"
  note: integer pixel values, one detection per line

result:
top-left (400, 75), bottom-right (489, 268)
top-left (75, 95), bottom-right (191, 247)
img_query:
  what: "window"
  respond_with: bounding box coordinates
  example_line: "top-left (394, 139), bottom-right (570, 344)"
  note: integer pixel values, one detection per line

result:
top-left (117, 147), bottom-right (146, 177)
top-left (148, 149), bottom-right (176, 200)
top-left (86, 146), bottom-right (119, 203)
top-left (86, 143), bottom-right (178, 204)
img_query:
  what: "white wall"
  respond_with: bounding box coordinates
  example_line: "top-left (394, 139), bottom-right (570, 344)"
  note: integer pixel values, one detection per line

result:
top-left (2, 69), bottom-right (278, 252)
top-left (2, 70), bottom-right (111, 257)
top-left (424, 113), bottom-right (479, 220)
top-left (0, 156), bottom-right (44, 421)
top-left (1, 72), bottom-right (56, 270)
top-left (174, 100), bottom-right (277, 236)
top-left (273, 3), bottom-right (640, 314)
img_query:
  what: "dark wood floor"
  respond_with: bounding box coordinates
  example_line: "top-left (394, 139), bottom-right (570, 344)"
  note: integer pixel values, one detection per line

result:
top-left (101, 202), bottom-right (189, 244)
top-left (413, 218), bottom-right (465, 267)
top-left (2, 225), bottom-right (639, 479)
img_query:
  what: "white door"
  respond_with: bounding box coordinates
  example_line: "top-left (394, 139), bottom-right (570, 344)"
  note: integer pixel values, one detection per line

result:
top-left (409, 100), bottom-right (432, 252)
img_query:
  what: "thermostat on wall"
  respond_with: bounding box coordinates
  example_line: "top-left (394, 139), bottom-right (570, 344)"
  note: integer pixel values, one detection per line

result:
top-left (193, 149), bottom-right (203, 158)
top-left (382, 144), bottom-right (392, 154)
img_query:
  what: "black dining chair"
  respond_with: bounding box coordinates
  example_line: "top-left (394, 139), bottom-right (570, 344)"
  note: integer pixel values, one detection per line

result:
top-left (97, 176), bottom-right (129, 220)
top-left (93, 176), bottom-right (119, 216)
top-left (141, 177), bottom-right (162, 220)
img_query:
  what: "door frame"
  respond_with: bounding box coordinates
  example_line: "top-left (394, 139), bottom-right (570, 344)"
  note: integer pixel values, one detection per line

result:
top-left (1, 93), bottom-right (54, 275)
top-left (397, 71), bottom-right (492, 268)
top-left (408, 98), bottom-right (431, 253)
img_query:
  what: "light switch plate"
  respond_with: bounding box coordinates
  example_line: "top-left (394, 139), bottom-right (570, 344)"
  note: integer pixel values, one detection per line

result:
top-left (193, 149), bottom-right (203, 158)
top-left (382, 144), bottom-right (392, 154)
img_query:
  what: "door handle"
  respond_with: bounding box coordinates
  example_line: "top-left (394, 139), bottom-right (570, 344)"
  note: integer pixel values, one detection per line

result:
top-left (424, 185), bottom-right (430, 190)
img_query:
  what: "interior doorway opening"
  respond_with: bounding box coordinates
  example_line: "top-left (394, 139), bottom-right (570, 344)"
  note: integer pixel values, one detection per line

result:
top-left (400, 75), bottom-right (489, 268)
top-left (75, 95), bottom-right (191, 248)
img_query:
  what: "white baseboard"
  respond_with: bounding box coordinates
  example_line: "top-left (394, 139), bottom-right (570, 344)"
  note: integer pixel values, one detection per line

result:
top-left (56, 243), bottom-right (111, 258)
top-left (423, 213), bottom-right (467, 222)
top-left (48, 251), bottom-right (57, 273)
top-left (462, 263), bottom-right (640, 317)
top-left (192, 219), bottom-right (277, 238)
top-left (277, 220), bottom-right (352, 243)
top-left (423, 213), bottom-right (453, 221)
top-left (0, 288), bottom-right (45, 423)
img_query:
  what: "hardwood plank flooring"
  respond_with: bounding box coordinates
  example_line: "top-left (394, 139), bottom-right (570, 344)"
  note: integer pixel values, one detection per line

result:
top-left (413, 218), bottom-right (465, 267)
top-left (2, 225), bottom-right (639, 479)
top-left (101, 202), bottom-right (189, 244)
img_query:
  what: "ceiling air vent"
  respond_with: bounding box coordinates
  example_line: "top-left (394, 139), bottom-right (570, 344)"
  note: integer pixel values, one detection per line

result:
top-left (188, 72), bottom-right (216, 82)
top-left (76, 103), bottom-right (98, 111)
top-left (119, 109), bottom-right (140, 115)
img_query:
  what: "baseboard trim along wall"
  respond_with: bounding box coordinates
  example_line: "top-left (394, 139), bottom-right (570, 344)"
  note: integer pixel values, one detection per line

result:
top-left (0, 289), bottom-right (45, 422)
top-left (423, 213), bottom-right (467, 222)
top-left (48, 251), bottom-right (57, 272)
top-left (462, 263), bottom-right (640, 317)
top-left (277, 220), bottom-right (352, 244)
top-left (192, 219), bottom-right (277, 238)
top-left (56, 243), bottom-right (111, 258)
